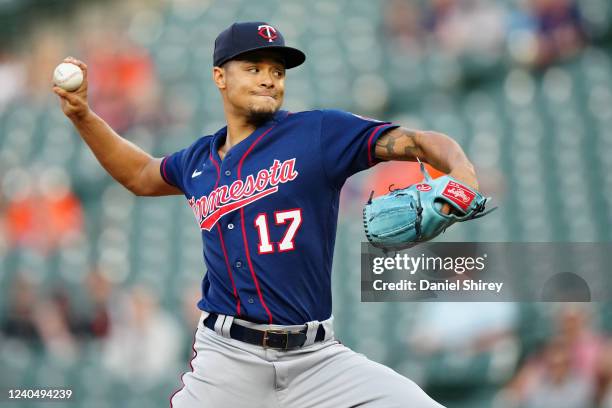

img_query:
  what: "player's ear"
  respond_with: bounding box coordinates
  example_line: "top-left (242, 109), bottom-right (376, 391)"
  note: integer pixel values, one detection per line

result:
top-left (213, 66), bottom-right (226, 90)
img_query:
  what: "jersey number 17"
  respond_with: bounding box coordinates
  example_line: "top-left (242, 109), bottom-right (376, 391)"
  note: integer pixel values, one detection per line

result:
top-left (254, 209), bottom-right (302, 254)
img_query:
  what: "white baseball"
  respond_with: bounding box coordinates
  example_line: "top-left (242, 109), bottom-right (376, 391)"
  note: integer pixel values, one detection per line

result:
top-left (53, 62), bottom-right (83, 92)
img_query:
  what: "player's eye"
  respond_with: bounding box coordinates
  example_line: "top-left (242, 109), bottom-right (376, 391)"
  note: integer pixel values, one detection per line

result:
top-left (274, 70), bottom-right (284, 78)
top-left (248, 67), bottom-right (259, 73)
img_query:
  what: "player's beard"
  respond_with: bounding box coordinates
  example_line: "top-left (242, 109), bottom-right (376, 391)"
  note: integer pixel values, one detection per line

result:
top-left (245, 105), bottom-right (278, 127)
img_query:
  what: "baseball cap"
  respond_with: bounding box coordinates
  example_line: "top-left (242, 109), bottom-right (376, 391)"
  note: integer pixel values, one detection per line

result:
top-left (213, 22), bottom-right (306, 69)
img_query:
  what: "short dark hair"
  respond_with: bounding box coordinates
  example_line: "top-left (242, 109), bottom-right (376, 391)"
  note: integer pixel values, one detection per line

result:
top-left (222, 49), bottom-right (286, 69)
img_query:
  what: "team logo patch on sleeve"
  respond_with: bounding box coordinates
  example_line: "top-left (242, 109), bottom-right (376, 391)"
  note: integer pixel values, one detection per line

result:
top-left (441, 181), bottom-right (475, 211)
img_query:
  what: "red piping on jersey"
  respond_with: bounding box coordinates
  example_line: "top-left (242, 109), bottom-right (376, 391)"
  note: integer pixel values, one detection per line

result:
top-left (367, 124), bottom-right (387, 167)
top-left (209, 153), bottom-right (221, 190)
top-left (237, 126), bottom-right (276, 324)
top-left (161, 156), bottom-right (172, 184)
top-left (210, 153), bottom-right (241, 315)
top-left (169, 326), bottom-right (198, 407)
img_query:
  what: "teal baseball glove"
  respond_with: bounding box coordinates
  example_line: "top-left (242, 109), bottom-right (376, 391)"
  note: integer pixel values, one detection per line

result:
top-left (363, 161), bottom-right (496, 250)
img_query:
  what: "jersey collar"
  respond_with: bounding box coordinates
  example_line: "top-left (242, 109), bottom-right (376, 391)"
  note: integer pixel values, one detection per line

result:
top-left (210, 110), bottom-right (289, 164)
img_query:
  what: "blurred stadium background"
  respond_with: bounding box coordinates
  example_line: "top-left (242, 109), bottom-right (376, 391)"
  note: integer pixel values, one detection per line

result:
top-left (1, 0), bottom-right (612, 407)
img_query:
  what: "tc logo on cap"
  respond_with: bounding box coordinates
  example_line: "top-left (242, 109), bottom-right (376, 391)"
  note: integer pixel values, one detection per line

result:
top-left (258, 25), bottom-right (278, 42)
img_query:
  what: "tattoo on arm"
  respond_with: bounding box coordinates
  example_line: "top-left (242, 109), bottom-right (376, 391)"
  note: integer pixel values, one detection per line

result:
top-left (374, 127), bottom-right (474, 179)
top-left (375, 128), bottom-right (422, 161)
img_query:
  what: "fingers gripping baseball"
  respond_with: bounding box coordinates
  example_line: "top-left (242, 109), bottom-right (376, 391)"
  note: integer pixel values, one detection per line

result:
top-left (52, 57), bottom-right (90, 120)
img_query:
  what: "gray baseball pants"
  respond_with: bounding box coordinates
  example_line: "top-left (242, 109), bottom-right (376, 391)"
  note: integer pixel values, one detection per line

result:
top-left (170, 311), bottom-right (444, 408)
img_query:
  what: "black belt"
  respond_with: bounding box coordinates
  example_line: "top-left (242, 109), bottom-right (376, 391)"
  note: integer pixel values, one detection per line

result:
top-left (203, 313), bottom-right (325, 350)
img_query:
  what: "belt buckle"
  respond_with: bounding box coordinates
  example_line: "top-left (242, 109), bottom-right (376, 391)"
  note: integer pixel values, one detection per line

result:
top-left (262, 329), bottom-right (289, 349)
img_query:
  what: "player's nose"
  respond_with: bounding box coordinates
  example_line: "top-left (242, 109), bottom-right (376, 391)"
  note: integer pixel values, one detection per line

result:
top-left (259, 74), bottom-right (274, 88)
top-left (258, 69), bottom-right (278, 88)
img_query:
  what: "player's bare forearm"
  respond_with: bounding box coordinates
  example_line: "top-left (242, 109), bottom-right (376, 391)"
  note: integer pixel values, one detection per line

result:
top-left (375, 127), bottom-right (478, 190)
top-left (69, 111), bottom-right (153, 193)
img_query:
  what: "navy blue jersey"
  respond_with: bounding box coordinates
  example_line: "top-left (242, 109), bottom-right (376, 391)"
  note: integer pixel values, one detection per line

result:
top-left (160, 109), bottom-right (398, 324)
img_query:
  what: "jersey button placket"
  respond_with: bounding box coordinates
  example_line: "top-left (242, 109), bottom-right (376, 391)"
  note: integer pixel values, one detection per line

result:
top-left (222, 162), bottom-right (235, 232)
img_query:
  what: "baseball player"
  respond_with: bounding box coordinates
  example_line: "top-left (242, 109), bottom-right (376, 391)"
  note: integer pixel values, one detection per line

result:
top-left (54, 21), bottom-right (481, 408)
